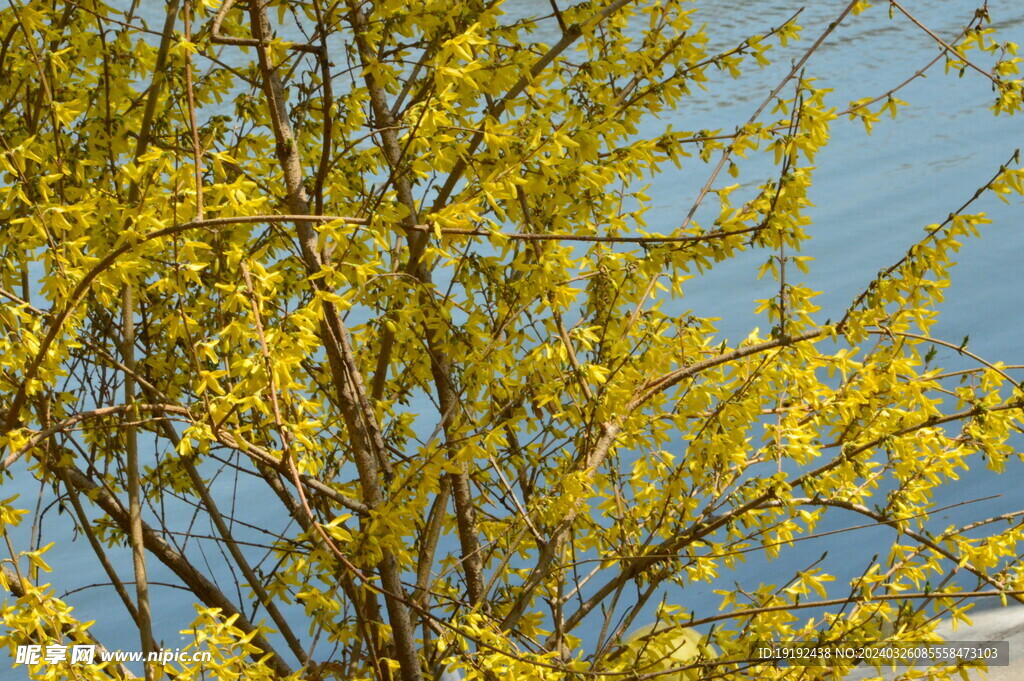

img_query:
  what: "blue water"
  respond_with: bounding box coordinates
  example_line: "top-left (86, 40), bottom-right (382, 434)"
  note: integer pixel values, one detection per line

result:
top-left (4, 0), bottom-right (1024, 677)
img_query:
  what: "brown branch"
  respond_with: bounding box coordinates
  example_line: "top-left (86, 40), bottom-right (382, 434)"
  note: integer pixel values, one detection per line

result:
top-left (310, 0), bottom-right (334, 215)
top-left (684, 588), bottom-right (1024, 631)
top-left (153, 395), bottom-right (312, 664)
top-left (118, 1), bottom-right (180, 651)
top-left (560, 394), bottom-right (1024, 634)
top-left (183, 0), bottom-right (204, 222)
top-left (60, 463), bottom-right (295, 678)
top-left (406, 222), bottom-right (768, 245)
top-left (245, 3), bottom-right (421, 679)
top-left (121, 284), bottom-right (156, 675)
top-left (56, 466), bottom-right (140, 626)
top-left (211, 429), bottom-right (371, 516)
top-left (428, 0), bottom-right (637, 213)
top-left (414, 477), bottom-right (452, 606)
top-left (868, 327), bottom-right (1017, 384)
top-left (839, 150), bottom-right (1020, 330)
top-left (796, 497), bottom-right (1024, 606)
top-left (889, 0), bottom-right (995, 82)
top-left (211, 0), bottom-right (320, 54)
top-left (345, 0), bottom-right (486, 611)
top-left (1, 401), bottom-right (369, 516)
top-left (632, 328), bottom-right (827, 410)
top-left (3, 404), bottom-right (163, 470)
top-left (505, 328), bottom-right (826, 630)
top-left (624, 0), bottom-right (862, 334)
